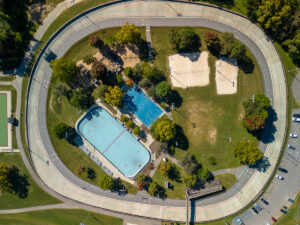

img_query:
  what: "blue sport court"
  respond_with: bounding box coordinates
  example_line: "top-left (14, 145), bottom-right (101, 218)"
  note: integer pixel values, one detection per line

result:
top-left (123, 86), bottom-right (163, 127)
top-left (77, 106), bottom-right (150, 178)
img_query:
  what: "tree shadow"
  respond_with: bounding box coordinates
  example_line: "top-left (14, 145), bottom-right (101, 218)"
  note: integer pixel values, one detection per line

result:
top-left (250, 107), bottom-right (277, 144)
top-left (179, 52), bottom-right (200, 62)
top-left (136, 39), bottom-right (149, 62)
top-left (249, 156), bottom-right (270, 172)
top-left (170, 125), bottom-right (189, 150)
top-left (166, 90), bottom-right (183, 108)
top-left (8, 166), bottom-right (30, 199)
top-left (237, 56), bottom-right (254, 74)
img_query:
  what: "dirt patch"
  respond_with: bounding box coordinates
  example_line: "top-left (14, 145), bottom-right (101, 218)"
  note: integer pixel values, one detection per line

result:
top-left (29, 3), bottom-right (52, 24)
top-left (49, 94), bottom-right (55, 114)
top-left (169, 51), bottom-right (210, 88)
top-left (208, 128), bottom-right (217, 145)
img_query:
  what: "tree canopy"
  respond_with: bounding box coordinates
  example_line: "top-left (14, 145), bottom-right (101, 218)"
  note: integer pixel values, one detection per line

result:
top-left (53, 123), bottom-right (69, 139)
top-left (169, 27), bottom-right (201, 52)
top-left (69, 89), bottom-right (94, 110)
top-left (150, 116), bottom-right (176, 142)
top-left (91, 61), bottom-right (107, 81)
top-left (233, 140), bottom-right (263, 165)
top-left (204, 32), bottom-right (221, 54)
top-left (156, 81), bottom-right (171, 100)
top-left (183, 174), bottom-right (197, 188)
top-left (50, 58), bottom-right (78, 84)
top-left (0, 162), bottom-right (12, 193)
top-left (242, 94), bottom-right (270, 131)
top-left (283, 29), bottom-right (300, 65)
top-left (104, 86), bottom-right (124, 107)
top-left (115, 23), bottom-right (141, 45)
top-left (179, 153), bottom-right (199, 174)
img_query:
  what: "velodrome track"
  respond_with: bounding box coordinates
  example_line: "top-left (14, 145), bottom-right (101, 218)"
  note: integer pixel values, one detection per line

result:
top-left (26, 0), bottom-right (287, 222)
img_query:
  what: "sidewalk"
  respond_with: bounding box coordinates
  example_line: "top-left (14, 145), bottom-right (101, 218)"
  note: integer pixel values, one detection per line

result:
top-left (26, 1), bottom-right (287, 223)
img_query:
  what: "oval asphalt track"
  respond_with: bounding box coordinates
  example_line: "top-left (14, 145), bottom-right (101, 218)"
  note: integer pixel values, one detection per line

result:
top-left (26, 1), bottom-right (287, 222)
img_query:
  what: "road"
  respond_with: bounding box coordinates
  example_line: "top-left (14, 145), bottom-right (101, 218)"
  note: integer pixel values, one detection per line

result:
top-left (25, 0), bottom-right (287, 223)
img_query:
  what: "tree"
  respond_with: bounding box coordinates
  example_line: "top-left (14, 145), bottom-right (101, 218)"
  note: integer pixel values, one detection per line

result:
top-left (136, 174), bottom-right (148, 191)
top-left (120, 114), bottom-right (129, 123)
top-left (159, 161), bottom-right (172, 177)
top-left (116, 74), bottom-right (123, 85)
top-left (50, 58), bottom-right (78, 84)
top-left (83, 54), bottom-right (96, 65)
top-left (98, 84), bottom-right (108, 99)
top-left (169, 27), bottom-right (201, 52)
top-left (53, 123), bottom-right (68, 139)
top-left (89, 35), bottom-right (104, 49)
top-left (256, 0), bottom-right (298, 35)
top-left (141, 62), bottom-right (164, 84)
top-left (91, 61), bottom-right (107, 81)
top-left (115, 23), bottom-right (141, 44)
top-left (179, 153), bottom-right (199, 174)
top-left (125, 120), bottom-right (133, 129)
top-left (147, 86), bottom-right (156, 97)
top-left (230, 42), bottom-right (246, 60)
top-left (104, 86), bottom-right (124, 107)
top-left (233, 140), bottom-right (263, 165)
top-left (208, 156), bottom-right (216, 165)
top-left (150, 116), bottom-right (176, 142)
top-left (197, 167), bottom-right (210, 181)
top-left (242, 94), bottom-right (270, 131)
top-left (124, 67), bottom-right (134, 79)
top-left (283, 29), bottom-right (300, 64)
top-left (138, 78), bottom-right (151, 89)
top-left (204, 32), bottom-right (221, 54)
top-left (132, 126), bottom-right (141, 136)
top-left (156, 81), bottom-right (171, 100)
top-left (69, 89), bottom-right (94, 110)
top-left (0, 162), bottom-right (11, 193)
top-left (147, 182), bottom-right (159, 196)
top-left (183, 174), bottom-right (197, 188)
top-left (87, 168), bottom-right (96, 180)
top-left (98, 174), bottom-right (114, 190)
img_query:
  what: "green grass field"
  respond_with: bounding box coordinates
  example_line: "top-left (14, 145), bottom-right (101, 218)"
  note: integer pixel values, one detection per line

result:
top-left (0, 153), bottom-right (60, 209)
top-left (0, 209), bottom-right (123, 225)
top-left (151, 27), bottom-right (264, 171)
top-left (215, 173), bottom-right (237, 190)
top-left (276, 193), bottom-right (300, 224)
top-left (0, 93), bottom-right (7, 147)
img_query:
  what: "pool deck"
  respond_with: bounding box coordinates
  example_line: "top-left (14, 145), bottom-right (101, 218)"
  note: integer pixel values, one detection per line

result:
top-left (0, 91), bottom-right (12, 152)
top-left (75, 99), bottom-right (156, 184)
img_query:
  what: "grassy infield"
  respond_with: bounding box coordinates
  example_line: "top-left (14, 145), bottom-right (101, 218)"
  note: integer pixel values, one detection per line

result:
top-left (1, 0), bottom-right (297, 224)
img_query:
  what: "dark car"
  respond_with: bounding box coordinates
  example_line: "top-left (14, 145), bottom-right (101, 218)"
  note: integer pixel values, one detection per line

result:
top-left (271, 217), bottom-right (277, 222)
top-left (293, 113), bottom-right (300, 118)
top-left (280, 209), bottom-right (287, 214)
top-left (252, 207), bottom-right (259, 214)
top-left (278, 167), bottom-right (288, 173)
top-left (288, 198), bottom-right (295, 203)
top-left (283, 205), bottom-right (288, 211)
top-left (261, 198), bottom-right (269, 205)
top-left (254, 203), bottom-right (263, 211)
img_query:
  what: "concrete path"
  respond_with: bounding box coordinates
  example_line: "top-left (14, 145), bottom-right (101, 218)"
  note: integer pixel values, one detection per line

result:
top-left (212, 167), bottom-right (241, 176)
top-left (26, 1), bottom-right (287, 223)
top-left (145, 25), bottom-right (153, 63)
top-left (0, 204), bottom-right (70, 214)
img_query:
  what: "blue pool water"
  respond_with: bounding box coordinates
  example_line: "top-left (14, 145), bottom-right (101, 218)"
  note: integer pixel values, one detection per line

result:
top-left (77, 106), bottom-right (150, 178)
top-left (123, 86), bottom-right (163, 127)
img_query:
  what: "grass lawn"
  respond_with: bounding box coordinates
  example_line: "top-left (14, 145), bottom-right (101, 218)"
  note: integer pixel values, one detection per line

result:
top-left (46, 83), bottom-right (137, 194)
top-left (0, 209), bottom-right (123, 225)
top-left (214, 173), bottom-right (236, 190)
top-left (0, 153), bottom-right (61, 209)
top-left (152, 161), bottom-right (186, 199)
top-left (0, 85), bottom-right (18, 149)
top-left (0, 93), bottom-right (7, 146)
top-left (276, 192), bottom-right (300, 224)
top-left (151, 27), bottom-right (264, 171)
top-left (0, 75), bottom-right (16, 81)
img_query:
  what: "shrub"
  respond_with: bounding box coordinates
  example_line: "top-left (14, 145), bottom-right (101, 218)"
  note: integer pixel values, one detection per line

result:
top-left (242, 115), bottom-right (266, 131)
top-left (89, 35), bottom-right (104, 49)
top-left (77, 165), bottom-right (86, 176)
top-left (53, 123), bottom-right (68, 139)
top-left (69, 90), bottom-right (94, 110)
top-left (52, 83), bottom-right (68, 97)
top-left (50, 58), bottom-right (78, 84)
top-left (208, 156), bottom-right (216, 165)
top-left (179, 153), bottom-right (199, 174)
top-left (125, 120), bottom-right (133, 129)
top-left (124, 67), bottom-right (134, 78)
top-left (91, 61), bottom-right (107, 81)
top-left (169, 27), bottom-right (201, 52)
top-left (83, 55), bottom-right (96, 65)
top-left (147, 86), bottom-right (156, 97)
top-left (87, 168), bottom-right (96, 180)
top-left (204, 32), bottom-right (221, 54)
top-left (116, 74), bottom-right (123, 84)
top-left (125, 79), bottom-right (134, 87)
top-left (147, 162), bottom-right (154, 170)
top-left (132, 126), bottom-right (141, 136)
top-left (233, 140), bottom-right (263, 165)
top-left (138, 78), bottom-right (152, 89)
top-left (98, 174), bottom-right (114, 190)
top-left (121, 115), bottom-right (129, 123)
top-left (197, 167), bottom-right (210, 181)
top-left (158, 161), bottom-right (172, 177)
top-left (156, 81), bottom-right (171, 100)
top-left (183, 174), bottom-right (197, 188)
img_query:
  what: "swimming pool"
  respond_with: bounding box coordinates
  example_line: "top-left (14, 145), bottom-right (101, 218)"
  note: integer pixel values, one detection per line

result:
top-left (123, 86), bottom-right (163, 127)
top-left (76, 106), bottom-right (150, 178)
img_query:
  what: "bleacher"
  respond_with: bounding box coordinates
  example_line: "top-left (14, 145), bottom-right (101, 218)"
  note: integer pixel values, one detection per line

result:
top-left (186, 179), bottom-right (223, 200)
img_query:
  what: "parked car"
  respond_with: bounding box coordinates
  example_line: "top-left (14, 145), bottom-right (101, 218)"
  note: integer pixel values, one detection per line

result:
top-left (271, 217), bottom-right (277, 222)
top-left (280, 209), bottom-right (287, 214)
top-left (254, 203), bottom-right (263, 211)
top-left (276, 174), bottom-right (284, 180)
top-left (293, 113), bottom-right (300, 118)
top-left (261, 198), bottom-right (269, 205)
top-left (290, 133), bottom-right (298, 138)
top-left (283, 205), bottom-right (288, 211)
top-left (252, 207), bottom-right (259, 214)
top-left (288, 144), bottom-right (296, 150)
top-left (293, 117), bottom-right (300, 122)
top-left (278, 167), bottom-right (288, 173)
top-left (266, 222), bottom-right (271, 225)
top-left (288, 198), bottom-right (295, 203)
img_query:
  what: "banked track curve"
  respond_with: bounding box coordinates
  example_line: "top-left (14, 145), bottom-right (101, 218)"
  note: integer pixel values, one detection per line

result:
top-left (26, 0), bottom-right (287, 222)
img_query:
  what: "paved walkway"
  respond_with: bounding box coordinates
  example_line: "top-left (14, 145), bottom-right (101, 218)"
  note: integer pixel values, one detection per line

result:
top-left (26, 1), bottom-right (287, 223)
top-left (0, 204), bottom-right (70, 214)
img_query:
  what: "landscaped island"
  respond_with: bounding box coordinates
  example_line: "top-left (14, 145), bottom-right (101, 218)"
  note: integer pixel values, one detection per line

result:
top-left (47, 23), bottom-right (268, 199)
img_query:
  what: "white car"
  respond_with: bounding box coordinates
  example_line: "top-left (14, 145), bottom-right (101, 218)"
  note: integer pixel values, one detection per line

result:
top-left (290, 133), bottom-right (298, 138)
top-left (266, 222), bottom-right (271, 225)
top-left (276, 174), bottom-right (284, 180)
top-left (293, 117), bottom-right (300, 122)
